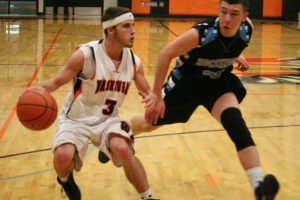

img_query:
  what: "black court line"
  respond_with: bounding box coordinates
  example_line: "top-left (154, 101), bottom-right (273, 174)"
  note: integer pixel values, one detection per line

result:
top-left (0, 148), bottom-right (51, 159)
top-left (1, 123), bottom-right (300, 159)
top-left (157, 20), bottom-right (179, 37)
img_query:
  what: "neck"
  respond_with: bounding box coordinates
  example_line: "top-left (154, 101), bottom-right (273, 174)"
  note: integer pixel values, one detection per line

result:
top-left (103, 39), bottom-right (123, 61)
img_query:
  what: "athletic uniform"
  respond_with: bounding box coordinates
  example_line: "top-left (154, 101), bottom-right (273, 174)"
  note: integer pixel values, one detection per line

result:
top-left (156, 17), bottom-right (252, 125)
top-left (52, 39), bottom-right (141, 169)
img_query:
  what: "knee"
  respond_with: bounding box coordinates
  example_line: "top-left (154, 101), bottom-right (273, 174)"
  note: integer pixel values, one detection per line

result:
top-left (54, 144), bottom-right (75, 169)
top-left (221, 107), bottom-right (255, 151)
top-left (110, 139), bottom-right (133, 164)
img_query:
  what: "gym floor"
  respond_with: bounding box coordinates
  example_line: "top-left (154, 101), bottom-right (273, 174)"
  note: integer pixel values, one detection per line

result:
top-left (0, 15), bottom-right (300, 199)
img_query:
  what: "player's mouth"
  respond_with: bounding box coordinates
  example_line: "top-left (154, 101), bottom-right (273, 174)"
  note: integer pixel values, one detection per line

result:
top-left (223, 25), bottom-right (230, 30)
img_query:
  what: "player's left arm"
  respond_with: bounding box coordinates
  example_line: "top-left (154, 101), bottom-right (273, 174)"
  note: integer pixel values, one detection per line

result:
top-left (134, 63), bottom-right (157, 110)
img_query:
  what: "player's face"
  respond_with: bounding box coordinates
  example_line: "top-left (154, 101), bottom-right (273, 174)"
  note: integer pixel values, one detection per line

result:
top-left (114, 20), bottom-right (135, 48)
top-left (218, 1), bottom-right (248, 37)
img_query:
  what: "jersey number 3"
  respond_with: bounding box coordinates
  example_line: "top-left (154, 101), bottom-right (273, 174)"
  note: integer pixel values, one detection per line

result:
top-left (102, 99), bottom-right (117, 115)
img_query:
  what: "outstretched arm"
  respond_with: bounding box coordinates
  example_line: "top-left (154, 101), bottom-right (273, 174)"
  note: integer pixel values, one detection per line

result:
top-left (150, 28), bottom-right (200, 124)
top-left (27, 49), bottom-right (84, 93)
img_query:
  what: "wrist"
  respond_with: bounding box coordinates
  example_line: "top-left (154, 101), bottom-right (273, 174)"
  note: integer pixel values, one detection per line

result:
top-left (148, 91), bottom-right (158, 104)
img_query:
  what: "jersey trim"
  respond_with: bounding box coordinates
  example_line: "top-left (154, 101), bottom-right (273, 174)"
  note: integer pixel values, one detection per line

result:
top-left (90, 46), bottom-right (97, 80)
top-left (130, 50), bottom-right (137, 80)
top-left (66, 78), bottom-right (82, 114)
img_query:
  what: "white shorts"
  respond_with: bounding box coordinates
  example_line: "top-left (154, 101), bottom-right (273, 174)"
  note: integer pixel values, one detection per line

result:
top-left (52, 113), bottom-right (134, 170)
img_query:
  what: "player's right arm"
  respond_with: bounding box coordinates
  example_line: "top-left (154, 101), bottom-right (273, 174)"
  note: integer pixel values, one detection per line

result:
top-left (29, 49), bottom-right (84, 93)
top-left (148, 28), bottom-right (199, 124)
top-left (152, 28), bottom-right (199, 100)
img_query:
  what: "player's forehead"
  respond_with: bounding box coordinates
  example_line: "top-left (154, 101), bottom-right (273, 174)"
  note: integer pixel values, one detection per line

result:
top-left (220, 1), bottom-right (244, 12)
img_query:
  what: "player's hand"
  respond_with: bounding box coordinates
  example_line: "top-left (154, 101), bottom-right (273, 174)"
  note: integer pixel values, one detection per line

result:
top-left (145, 99), bottom-right (165, 125)
top-left (236, 55), bottom-right (249, 72)
top-left (21, 85), bottom-right (46, 97)
top-left (138, 91), bottom-right (157, 111)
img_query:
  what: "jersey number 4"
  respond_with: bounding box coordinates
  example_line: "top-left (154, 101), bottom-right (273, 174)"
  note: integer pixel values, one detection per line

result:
top-left (102, 99), bottom-right (117, 115)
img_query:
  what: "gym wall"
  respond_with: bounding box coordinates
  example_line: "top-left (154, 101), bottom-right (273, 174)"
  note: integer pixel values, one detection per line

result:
top-left (131, 0), bottom-right (286, 19)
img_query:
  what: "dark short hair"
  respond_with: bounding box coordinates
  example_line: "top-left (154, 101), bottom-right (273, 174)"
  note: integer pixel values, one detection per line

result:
top-left (101, 7), bottom-right (131, 23)
top-left (220, 0), bottom-right (249, 11)
top-left (102, 7), bottom-right (132, 37)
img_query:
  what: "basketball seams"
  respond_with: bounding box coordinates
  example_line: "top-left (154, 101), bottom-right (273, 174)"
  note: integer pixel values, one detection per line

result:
top-left (17, 104), bottom-right (57, 111)
top-left (17, 90), bottom-right (58, 130)
top-left (44, 95), bottom-right (57, 127)
top-left (18, 92), bottom-right (48, 121)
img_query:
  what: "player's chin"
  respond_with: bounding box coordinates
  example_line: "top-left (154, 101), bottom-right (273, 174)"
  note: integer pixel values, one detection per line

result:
top-left (126, 43), bottom-right (134, 48)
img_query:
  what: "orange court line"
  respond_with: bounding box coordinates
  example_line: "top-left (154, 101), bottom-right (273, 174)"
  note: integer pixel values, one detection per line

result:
top-left (247, 63), bottom-right (296, 66)
top-left (248, 93), bottom-right (300, 96)
top-left (234, 71), bottom-right (299, 76)
top-left (0, 27), bottom-right (63, 142)
top-left (245, 58), bottom-right (288, 62)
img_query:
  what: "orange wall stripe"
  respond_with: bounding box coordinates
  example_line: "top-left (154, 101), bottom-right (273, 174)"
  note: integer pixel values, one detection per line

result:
top-left (170, 0), bottom-right (219, 15)
top-left (263, 0), bottom-right (282, 17)
top-left (132, 0), bottom-right (150, 14)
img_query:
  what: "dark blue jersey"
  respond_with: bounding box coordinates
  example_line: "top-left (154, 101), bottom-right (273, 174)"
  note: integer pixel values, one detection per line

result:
top-left (174, 17), bottom-right (252, 79)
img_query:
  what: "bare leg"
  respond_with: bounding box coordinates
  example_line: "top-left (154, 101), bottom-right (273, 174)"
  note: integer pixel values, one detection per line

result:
top-left (211, 92), bottom-right (260, 169)
top-left (131, 114), bottom-right (160, 136)
top-left (53, 143), bottom-right (76, 177)
top-left (109, 134), bottom-right (149, 193)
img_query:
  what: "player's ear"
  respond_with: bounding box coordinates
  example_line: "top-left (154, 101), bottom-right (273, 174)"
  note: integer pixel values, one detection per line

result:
top-left (106, 27), bottom-right (115, 35)
top-left (242, 12), bottom-right (249, 21)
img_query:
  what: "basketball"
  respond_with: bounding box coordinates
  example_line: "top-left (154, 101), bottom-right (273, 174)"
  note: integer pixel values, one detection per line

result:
top-left (16, 89), bottom-right (58, 131)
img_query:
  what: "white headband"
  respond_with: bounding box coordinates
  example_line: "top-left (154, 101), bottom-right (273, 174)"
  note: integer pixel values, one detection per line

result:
top-left (102, 12), bottom-right (134, 29)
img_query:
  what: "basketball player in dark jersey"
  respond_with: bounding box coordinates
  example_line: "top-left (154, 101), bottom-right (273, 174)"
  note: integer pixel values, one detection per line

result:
top-left (129, 0), bottom-right (280, 199)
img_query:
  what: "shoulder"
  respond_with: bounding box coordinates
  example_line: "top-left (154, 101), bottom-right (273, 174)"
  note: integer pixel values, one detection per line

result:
top-left (239, 18), bottom-right (253, 42)
top-left (245, 17), bottom-right (254, 30)
top-left (192, 17), bottom-right (217, 31)
top-left (192, 17), bottom-right (218, 45)
top-left (78, 40), bottom-right (99, 59)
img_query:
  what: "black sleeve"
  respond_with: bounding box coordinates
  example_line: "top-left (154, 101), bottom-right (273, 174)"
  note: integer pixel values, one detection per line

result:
top-left (192, 17), bottom-right (216, 45)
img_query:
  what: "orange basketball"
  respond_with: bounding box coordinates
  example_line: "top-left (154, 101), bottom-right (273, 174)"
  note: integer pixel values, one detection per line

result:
top-left (16, 89), bottom-right (58, 131)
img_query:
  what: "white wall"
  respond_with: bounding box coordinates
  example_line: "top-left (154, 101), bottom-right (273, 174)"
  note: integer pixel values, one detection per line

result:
top-left (104, 0), bottom-right (118, 10)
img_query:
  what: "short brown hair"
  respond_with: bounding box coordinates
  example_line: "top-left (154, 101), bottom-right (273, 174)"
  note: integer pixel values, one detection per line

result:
top-left (101, 7), bottom-right (131, 23)
top-left (102, 7), bottom-right (132, 37)
top-left (220, 0), bottom-right (249, 11)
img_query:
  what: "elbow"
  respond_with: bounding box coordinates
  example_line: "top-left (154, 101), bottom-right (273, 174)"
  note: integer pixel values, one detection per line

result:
top-left (159, 47), bottom-right (173, 62)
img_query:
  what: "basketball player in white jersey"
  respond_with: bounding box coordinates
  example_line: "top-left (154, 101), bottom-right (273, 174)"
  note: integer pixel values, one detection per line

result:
top-left (25, 7), bottom-right (158, 200)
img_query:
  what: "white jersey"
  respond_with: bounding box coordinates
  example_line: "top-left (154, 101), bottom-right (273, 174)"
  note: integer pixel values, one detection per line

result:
top-left (60, 40), bottom-right (141, 125)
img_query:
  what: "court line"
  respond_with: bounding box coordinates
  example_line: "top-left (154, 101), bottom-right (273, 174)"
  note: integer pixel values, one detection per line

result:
top-left (157, 20), bottom-right (179, 37)
top-left (1, 123), bottom-right (300, 159)
top-left (0, 145), bottom-right (95, 181)
top-left (0, 168), bottom-right (54, 181)
top-left (135, 124), bottom-right (300, 139)
top-left (0, 123), bottom-right (299, 181)
top-left (0, 27), bottom-right (63, 142)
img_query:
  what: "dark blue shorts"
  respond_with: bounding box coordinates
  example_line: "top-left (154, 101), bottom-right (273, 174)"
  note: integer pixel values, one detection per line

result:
top-left (155, 72), bottom-right (246, 125)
